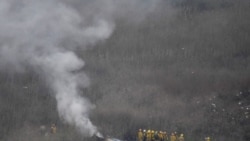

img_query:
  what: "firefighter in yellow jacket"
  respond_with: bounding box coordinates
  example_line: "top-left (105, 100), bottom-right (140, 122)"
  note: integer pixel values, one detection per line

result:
top-left (205, 137), bottom-right (211, 141)
top-left (178, 134), bottom-right (184, 141)
top-left (163, 131), bottom-right (168, 141)
top-left (151, 130), bottom-right (155, 141)
top-left (50, 123), bottom-right (57, 134)
top-left (158, 131), bottom-right (163, 141)
top-left (137, 129), bottom-right (143, 141)
top-left (170, 133), bottom-right (176, 141)
top-left (146, 130), bottom-right (152, 141)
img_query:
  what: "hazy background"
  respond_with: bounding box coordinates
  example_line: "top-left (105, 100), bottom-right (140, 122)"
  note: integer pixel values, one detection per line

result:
top-left (0, 0), bottom-right (249, 141)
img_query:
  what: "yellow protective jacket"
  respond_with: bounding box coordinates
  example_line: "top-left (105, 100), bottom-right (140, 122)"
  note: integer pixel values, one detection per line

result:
top-left (138, 131), bottom-right (143, 141)
top-left (163, 133), bottom-right (168, 141)
top-left (146, 131), bottom-right (152, 141)
top-left (205, 137), bottom-right (211, 141)
top-left (151, 132), bottom-right (155, 141)
top-left (158, 133), bottom-right (163, 141)
top-left (178, 136), bottom-right (184, 141)
top-left (50, 126), bottom-right (56, 134)
top-left (170, 135), bottom-right (176, 141)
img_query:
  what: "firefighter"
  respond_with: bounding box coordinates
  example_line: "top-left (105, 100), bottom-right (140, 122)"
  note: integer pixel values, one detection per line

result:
top-left (154, 131), bottom-right (160, 141)
top-left (146, 130), bottom-right (152, 141)
top-left (158, 131), bottom-right (163, 141)
top-left (178, 134), bottom-right (184, 141)
top-left (39, 125), bottom-right (46, 136)
top-left (151, 130), bottom-right (155, 141)
top-left (174, 132), bottom-right (178, 141)
top-left (170, 133), bottom-right (176, 141)
top-left (50, 123), bottom-right (57, 134)
top-left (137, 129), bottom-right (143, 141)
top-left (163, 131), bottom-right (168, 141)
top-left (205, 137), bottom-right (210, 141)
top-left (143, 129), bottom-right (147, 141)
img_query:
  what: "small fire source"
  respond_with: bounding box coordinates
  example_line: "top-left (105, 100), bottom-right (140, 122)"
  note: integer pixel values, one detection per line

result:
top-left (95, 134), bottom-right (122, 141)
top-left (105, 138), bottom-right (122, 141)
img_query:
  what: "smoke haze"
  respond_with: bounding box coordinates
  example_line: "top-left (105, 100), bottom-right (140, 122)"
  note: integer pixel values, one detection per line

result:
top-left (0, 0), bottom-right (115, 136)
top-left (0, 0), bottom-right (250, 141)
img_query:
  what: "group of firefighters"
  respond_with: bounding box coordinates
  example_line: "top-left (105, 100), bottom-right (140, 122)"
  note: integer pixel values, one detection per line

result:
top-left (137, 129), bottom-right (211, 141)
top-left (137, 129), bottom-right (184, 141)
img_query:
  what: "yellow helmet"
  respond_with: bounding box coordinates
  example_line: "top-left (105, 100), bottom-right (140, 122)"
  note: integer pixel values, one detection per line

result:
top-left (180, 134), bottom-right (184, 137)
top-left (147, 130), bottom-right (151, 133)
top-left (151, 130), bottom-right (154, 133)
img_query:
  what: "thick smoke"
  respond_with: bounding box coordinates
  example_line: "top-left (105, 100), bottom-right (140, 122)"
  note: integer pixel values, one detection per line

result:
top-left (0, 0), bottom-right (161, 137)
top-left (0, 0), bottom-right (114, 137)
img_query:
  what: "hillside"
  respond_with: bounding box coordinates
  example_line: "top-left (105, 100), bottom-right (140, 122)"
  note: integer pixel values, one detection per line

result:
top-left (0, 0), bottom-right (249, 141)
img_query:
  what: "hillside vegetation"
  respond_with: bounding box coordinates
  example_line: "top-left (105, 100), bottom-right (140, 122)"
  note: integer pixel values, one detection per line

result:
top-left (0, 0), bottom-right (250, 141)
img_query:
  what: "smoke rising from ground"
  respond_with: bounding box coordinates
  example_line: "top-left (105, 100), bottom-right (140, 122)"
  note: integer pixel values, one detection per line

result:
top-left (0, 0), bottom-right (113, 137)
top-left (0, 0), bottom-right (114, 136)
top-left (0, 0), bottom-right (161, 137)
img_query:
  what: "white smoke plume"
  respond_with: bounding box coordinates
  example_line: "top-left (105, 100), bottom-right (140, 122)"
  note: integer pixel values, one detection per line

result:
top-left (0, 0), bottom-right (113, 137)
top-left (0, 0), bottom-right (160, 137)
